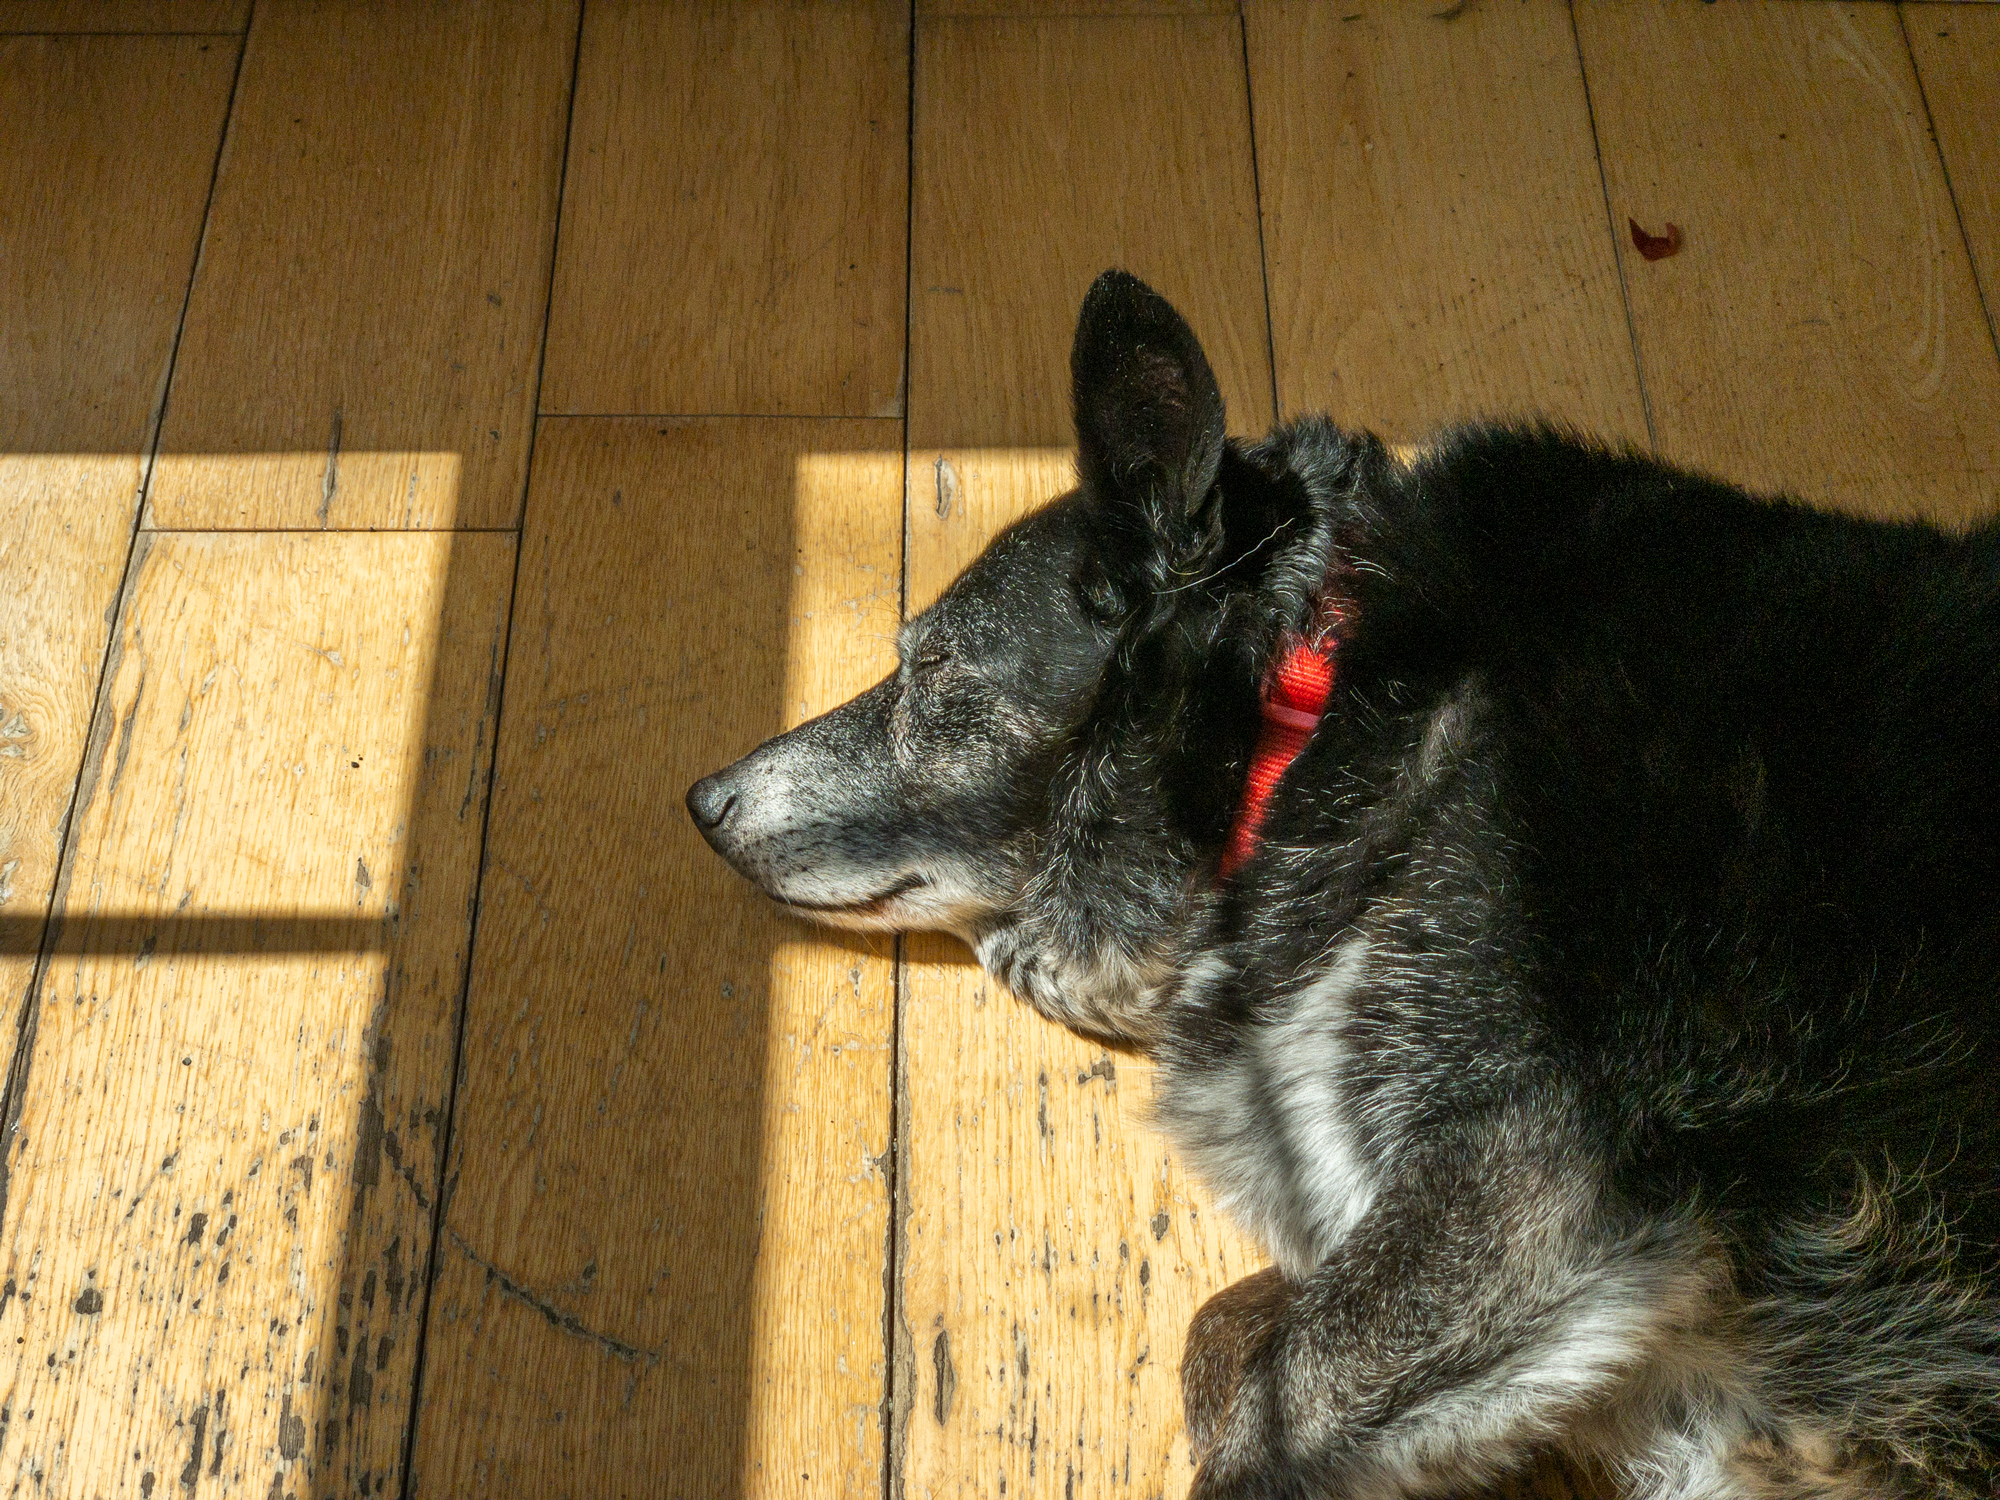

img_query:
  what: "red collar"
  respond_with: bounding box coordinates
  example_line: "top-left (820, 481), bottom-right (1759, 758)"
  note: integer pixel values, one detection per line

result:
top-left (1218, 619), bottom-right (1342, 878)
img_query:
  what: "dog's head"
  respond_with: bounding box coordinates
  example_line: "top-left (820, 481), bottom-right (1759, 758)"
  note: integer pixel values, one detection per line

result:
top-left (688, 271), bottom-right (1321, 1042)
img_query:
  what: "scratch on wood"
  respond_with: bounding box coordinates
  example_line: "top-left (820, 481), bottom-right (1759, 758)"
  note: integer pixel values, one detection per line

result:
top-left (458, 631), bottom-right (503, 822)
top-left (347, 1325), bottom-right (373, 1418)
top-left (209, 1388), bottom-right (227, 1476)
top-left (106, 657), bottom-right (147, 807)
top-left (122, 1149), bottom-right (182, 1222)
top-left (384, 1234), bottom-right (408, 1311)
top-left (318, 407), bottom-right (343, 527)
top-left (64, 533), bottom-right (151, 843)
top-left (180, 1399), bottom-right (208, 1491)
top-left (931, 1328), bottom-right (955, 1425)
top-left (1076, 1055), bottom-right (1116, 1088)
top-left (278, 1391), bottom-right (306, 1459)
top-left (449, 1228), bottom-right (658, 1365)
top-left (933, 455), bottom-right (959, 520)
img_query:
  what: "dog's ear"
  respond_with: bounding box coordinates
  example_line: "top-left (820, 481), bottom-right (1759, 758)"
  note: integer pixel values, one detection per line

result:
top-left (1071, 270), bottom-right (1227, 620)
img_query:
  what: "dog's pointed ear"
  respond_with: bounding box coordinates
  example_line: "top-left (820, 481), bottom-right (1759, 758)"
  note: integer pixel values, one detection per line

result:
top-left (1071, 271), bottom-right (1227, 615)
top-left (1073, 269), bottom-right (1226, 513)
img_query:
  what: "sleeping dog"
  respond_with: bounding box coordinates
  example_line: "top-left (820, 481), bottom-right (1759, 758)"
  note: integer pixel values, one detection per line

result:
top-left (688, 271), bottom-right (2000, 1498)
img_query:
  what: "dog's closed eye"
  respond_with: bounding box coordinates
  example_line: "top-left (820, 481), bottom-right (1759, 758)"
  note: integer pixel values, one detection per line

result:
top-left (910, 645), bottom-right (952, 675)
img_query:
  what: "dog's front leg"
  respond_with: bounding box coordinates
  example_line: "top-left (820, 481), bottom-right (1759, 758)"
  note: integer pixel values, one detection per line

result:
top-left (1184, 1266), bottom-right (1300, 1464)
top-left (1189, 1141), bottom-right (1717, 1500)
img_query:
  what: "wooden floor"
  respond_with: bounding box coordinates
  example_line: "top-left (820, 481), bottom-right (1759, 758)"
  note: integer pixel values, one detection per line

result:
top-left (1, 2), bottom-right (1996, 1496)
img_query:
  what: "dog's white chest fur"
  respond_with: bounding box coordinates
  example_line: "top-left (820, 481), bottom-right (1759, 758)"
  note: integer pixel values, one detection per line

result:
top-left (1158, 939), bottom-right (1378, 1279)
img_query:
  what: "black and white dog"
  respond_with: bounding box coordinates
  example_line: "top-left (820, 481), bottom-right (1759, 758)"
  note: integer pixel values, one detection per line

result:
top-left (688, 271), bottom-right (2000, 1498)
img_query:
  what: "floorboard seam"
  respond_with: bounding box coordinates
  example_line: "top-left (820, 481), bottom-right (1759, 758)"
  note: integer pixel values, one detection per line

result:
top-left (884, 6), bottom-right (919, 1497)
top-left (1238, 8), bottom-right (1282, 423)
top-left (1896, 2), bottom-right (2000, 377)
top-left (392, 2), bottom-right (590, 1492)
top-left (1567, 0), bottom-right (1658, 451)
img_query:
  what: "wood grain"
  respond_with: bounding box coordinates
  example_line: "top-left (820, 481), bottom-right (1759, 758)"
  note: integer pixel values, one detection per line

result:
top-left (0, 0), bottom-right (247, 30)
top-left (0, 531), bottom-right (513, 1496)
top-left (148, 0), bottom-right (577, 530)
top-left (920, 1), bottom-right (1235, 14)
top-left (910, 15), bottom-right (1275, 449)
top-left (1246, 0), bottom-right (1647, 440)
top-left (899, 936), bottom-right (1267, 1496)
top-left (1576, 0), bottom-right (2000, 523)
top-left (1906, 4), bottom-right (2000, 360)
top-left (904, 22), bottom-right (1274, 1492)
top-left (0, 35), bottom-right (234, 1088)
top-left (540, 1), bottom-right (908, 419)
top-left (407, 419), bottom-right (902, 1498)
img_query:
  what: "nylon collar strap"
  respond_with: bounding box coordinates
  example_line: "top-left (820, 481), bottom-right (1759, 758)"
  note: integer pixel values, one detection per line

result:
top-left (1217, 613), bottom-right (1342, 879)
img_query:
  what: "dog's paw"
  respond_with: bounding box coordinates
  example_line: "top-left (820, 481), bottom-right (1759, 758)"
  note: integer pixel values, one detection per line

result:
top-left (1183, 1266), bottom-right (1298, 1464)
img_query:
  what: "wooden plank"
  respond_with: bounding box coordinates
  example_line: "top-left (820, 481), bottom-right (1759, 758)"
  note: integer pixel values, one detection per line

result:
top-left (1576, 0), bottom-right (2000, 523)
top-left (1246, 0), bottom-right (1648, 441)
top-left (407, 418), bottom-right (901, 1497)
top-left (1906, 3), bottom-right (2000, 357)
top-left (540, 1), bottom-right (908, 419)
top-left (148, 0), bottom-right (577, 530)
top-left (910, 16), bottom-right (1274, 450)
top-left (903, 18), bottom-right (1272, 1496)
top-left (0, 1), bottom-right (247, 30)
top-left (0, 35), bottom-right (234, 1091)
top-left (0, 531), bottom-right (513, 1496)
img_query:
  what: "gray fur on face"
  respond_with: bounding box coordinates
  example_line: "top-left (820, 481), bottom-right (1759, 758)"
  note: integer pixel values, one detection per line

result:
top-left (689, 494), bottom-right (1196, 1038)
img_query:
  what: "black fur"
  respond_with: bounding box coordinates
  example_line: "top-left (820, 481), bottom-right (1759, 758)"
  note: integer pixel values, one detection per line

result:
top-left (691, 270), bottom-right (2000, 1497)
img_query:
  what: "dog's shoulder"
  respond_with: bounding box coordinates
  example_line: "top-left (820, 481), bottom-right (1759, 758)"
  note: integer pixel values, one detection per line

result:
top-left (1157, 416), bottom-right (2000, 1270)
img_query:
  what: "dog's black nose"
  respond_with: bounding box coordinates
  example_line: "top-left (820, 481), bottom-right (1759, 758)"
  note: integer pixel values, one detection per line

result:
top-left (685, 772), bottom-right (739, 833)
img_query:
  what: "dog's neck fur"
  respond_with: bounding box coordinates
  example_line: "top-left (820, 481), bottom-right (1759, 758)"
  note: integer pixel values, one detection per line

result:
top-left (979, 421), bottom-right (1381, 1046)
